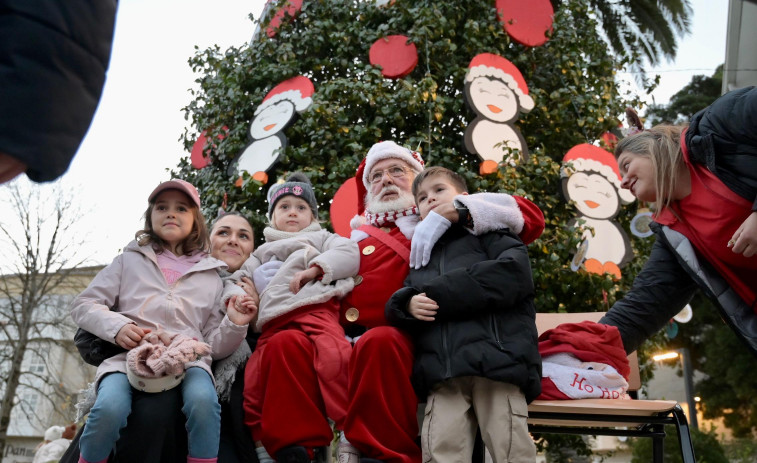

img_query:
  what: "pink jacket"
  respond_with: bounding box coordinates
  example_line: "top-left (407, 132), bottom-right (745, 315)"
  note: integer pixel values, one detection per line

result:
top-left (70, 240), bottom-right (249, 385)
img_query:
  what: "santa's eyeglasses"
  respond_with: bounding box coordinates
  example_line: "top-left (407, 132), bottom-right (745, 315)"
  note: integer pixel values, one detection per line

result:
top-left (369, 165), bottom-right (410, 184)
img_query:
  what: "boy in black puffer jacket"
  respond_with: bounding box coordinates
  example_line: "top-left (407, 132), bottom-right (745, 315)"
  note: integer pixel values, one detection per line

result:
top-left (386, 166), bottom-right (541, 463)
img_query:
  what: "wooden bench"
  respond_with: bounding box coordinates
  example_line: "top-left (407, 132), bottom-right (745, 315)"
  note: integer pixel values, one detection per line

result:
top-left (526, 312), bottom-right (696, 462)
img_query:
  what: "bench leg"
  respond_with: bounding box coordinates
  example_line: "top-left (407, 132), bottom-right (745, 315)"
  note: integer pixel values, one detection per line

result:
top-left (671, 404), bottom-right (696, 463)
top-left (651, 423), bottom-right (665, 463)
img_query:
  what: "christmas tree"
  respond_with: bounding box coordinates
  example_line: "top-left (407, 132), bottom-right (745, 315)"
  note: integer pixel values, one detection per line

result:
top-left (175, 0), bottom-right (654, 322)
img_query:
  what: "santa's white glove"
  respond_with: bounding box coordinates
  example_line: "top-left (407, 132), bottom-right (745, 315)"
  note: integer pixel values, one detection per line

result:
top-left (253, 259), bottom-right (282, 293)
top-left (410, 211), bottom-right (451, 269)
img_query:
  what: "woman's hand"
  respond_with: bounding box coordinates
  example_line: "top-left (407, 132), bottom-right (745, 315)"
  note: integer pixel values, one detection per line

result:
top-left (115, 324), bottom-right (151, 349)
top-left (236, 276), bottom-right (260, 307)
top-left (227, 295), bottom-right (258, 326)
top-left (290, 266), bottom-right (323, 294)
top-left (729, 211), bottom-right (757, 257)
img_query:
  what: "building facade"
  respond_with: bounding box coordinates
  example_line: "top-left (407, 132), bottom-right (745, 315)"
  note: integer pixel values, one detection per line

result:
top-left (1, 267), bottom-right (101, 463)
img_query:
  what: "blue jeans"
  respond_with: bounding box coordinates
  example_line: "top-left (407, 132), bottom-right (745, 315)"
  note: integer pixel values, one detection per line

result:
top-left (80, 368), bottom-right (221, 461)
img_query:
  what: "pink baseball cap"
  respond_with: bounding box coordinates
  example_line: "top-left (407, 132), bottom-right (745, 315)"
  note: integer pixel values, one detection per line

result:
top-left (148, 179), bottom-right (201, 208)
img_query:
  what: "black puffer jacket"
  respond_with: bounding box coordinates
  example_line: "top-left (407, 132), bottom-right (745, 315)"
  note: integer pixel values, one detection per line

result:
top-left (0, 0), bottom-right (117, 182)
top-left (686, 85), bottom-right (757, 209)
top-left (386, 226), bottom-right (541, 402)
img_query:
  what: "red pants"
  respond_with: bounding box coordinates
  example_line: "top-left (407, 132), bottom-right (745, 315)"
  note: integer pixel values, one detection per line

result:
top-left (243, 302), bottom-right (350, 455)
top-left (343, 326), bottom-right (421, 463)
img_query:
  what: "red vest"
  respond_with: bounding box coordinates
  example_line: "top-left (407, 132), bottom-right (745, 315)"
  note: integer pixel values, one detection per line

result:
top-left (656, 130), bottom-right (756, 309)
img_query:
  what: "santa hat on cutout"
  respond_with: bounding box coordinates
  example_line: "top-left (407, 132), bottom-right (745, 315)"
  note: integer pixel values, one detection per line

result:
top-left (361, 141), bottom-right (425, 189)
top-left (466, 53), bottom-right (534, 112)
top-left (254, 75), bottom-right (314, 116)
top-left (561, 143), bottom-right (635, 204)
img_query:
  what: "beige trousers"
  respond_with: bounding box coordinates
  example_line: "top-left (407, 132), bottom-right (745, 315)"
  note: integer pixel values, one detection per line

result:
top-left (421, 377), bottom-right (536, 463)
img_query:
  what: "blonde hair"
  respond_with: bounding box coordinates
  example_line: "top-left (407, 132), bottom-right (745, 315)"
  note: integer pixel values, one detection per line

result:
top-left (614, 124), bottom-right (687, 213)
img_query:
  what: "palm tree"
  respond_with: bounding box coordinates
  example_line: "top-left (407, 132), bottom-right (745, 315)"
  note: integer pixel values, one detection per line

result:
top-left (555, 0), bottom-right (693, 74)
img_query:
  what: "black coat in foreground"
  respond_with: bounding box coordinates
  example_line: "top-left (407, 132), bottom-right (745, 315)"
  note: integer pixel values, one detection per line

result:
top-left (386, 226), bottom-right (542, 402)
top-left (0, 0), bottom-right (116, 182)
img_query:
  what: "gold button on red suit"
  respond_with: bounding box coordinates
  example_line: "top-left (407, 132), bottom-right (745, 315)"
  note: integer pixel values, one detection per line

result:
top-left (362, 245), bottom-right (375, 255)
top-left (345, 307), bottom-right (360, 322)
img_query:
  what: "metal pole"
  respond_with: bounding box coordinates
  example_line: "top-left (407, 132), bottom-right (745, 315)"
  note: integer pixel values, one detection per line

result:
top-left (678, 347), bottom-right (698, 430)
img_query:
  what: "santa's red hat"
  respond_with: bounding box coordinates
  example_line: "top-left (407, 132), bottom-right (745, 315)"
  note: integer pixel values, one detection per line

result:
top-left (466, 53), bottom-right (534, 112)
top-left (561, 143), bottom-right (635, 204)
top-left (355, 159), bottom-right (368, 216)
top-left (539, 320), bottom-right (630, 380)
top-left (255, 75), bottom-right (314, 116)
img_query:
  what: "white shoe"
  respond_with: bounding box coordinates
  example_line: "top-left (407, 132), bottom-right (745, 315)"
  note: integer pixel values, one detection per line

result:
top-left (337, 442), bottom-right (360, 463)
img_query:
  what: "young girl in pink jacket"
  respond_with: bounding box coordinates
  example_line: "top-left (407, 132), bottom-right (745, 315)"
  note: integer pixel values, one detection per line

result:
top-left (70, 179), bottom-right (256, 463)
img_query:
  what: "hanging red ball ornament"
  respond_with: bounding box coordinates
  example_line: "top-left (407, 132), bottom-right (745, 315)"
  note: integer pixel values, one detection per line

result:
top-left (369, 35), bottom-right (418, 79)
top-left (495, 0), bottom-right (554, 47)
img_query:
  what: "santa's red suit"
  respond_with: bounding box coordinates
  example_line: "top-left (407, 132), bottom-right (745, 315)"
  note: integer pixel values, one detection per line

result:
top-left (341, 224), bottom-right (419, 463)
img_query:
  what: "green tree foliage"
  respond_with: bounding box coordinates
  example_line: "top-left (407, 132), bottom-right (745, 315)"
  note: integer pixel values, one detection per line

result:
top-left (629, 425), bottom-right (728, 463)
top-left (646, 65), bottom-right (723, 125)
top-left (671, 293), bottom-right (757, 437)
top-left (175, 0), bottom-right (654, 315)
top-left (723, 438), bottom-right (757, 463)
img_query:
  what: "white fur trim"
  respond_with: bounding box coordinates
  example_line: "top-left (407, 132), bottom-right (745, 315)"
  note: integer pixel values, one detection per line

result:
top-left (213, 341), bottom-right (252, 401)
top-left (466, 67), bottom-right (534, 112)
top-left (350, 214), bottom-right (366, 230)
top-left (75, 382), bottom-right (98, 422)
top-left (561, 158), bottom-right (636, 205)
top-left (255, 90), bottom-right (312, 116)
top-left (362, 141), bottom-right (424, 188)
top-left (542, 353), bottom-right (630, 399)
top-left (395, 214), bottom-right (420, 240)
top-left (455, 193), bottom-right (524, 235)
top-left (312, 256), bottom-right (335, 285)
top-left (350, 229), bottom-right (369, 242)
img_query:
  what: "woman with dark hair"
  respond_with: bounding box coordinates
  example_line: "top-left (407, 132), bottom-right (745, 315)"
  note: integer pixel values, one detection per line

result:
top-left (600, 86), bottom-right (757, 356)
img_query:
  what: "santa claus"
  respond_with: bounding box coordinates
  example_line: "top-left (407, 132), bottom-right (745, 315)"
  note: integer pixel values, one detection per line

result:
top-left (249, 141), bottom-right (545, 463)
top-left (337, 141), bottom-right (545, 463)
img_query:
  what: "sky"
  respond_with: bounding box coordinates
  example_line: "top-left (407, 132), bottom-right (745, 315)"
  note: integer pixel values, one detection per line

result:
top-left (6, 0), bottom-right (730, 267)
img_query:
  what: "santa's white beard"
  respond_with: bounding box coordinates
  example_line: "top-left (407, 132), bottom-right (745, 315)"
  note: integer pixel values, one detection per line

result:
top-left (366, 186), bottom-right (416, 214)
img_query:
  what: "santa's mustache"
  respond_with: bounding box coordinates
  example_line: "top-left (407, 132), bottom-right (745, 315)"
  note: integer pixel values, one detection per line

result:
top-left (377, 185), bottom-right (400, 198)
top-left (366, 185), bottom-right (415, 214)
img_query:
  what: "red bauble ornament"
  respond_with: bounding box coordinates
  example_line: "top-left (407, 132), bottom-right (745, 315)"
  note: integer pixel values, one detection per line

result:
top-left (369, 35), bottom-right (418, 79)
top-left (495, 0), bottom-right (554, 47)
top-left (266, 0), bottom-right (304, 38)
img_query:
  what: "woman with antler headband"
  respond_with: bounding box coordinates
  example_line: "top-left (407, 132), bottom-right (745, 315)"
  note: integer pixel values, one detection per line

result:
top-left (599, 86), bottom-right (757, 357)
